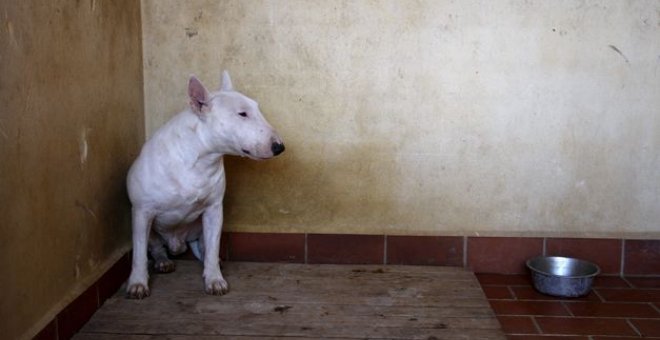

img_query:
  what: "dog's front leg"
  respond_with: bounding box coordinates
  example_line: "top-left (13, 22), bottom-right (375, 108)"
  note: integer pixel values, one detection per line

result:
top-left (202, 203), bottom-right (228, 295)
top-left (127, 207), bottom-right (154, 299)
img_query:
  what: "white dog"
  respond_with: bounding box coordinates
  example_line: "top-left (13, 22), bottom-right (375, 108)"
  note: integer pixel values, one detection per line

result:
top-left (126, 71), bottom-right (284, 298)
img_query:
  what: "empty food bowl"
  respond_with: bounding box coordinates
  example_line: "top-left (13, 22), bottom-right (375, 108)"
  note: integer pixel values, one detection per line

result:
top-left (526, 256), bottom-right (600, 297)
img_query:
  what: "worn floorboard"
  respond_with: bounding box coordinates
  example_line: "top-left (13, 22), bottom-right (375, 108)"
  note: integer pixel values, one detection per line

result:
top-left (76, 261), bottom-right (505, 340)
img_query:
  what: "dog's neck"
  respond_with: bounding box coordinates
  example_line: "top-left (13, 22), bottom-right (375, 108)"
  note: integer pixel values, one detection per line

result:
top-left (162, 110), bottom-right (230, 169)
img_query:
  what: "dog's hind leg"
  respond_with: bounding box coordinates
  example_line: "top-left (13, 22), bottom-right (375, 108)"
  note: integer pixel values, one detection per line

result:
top-left (149, 232), bottom-right (176, 273)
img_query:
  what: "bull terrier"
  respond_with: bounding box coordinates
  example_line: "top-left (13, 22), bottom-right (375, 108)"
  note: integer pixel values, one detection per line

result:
top-left (126, 71), bottom-right (285, 298)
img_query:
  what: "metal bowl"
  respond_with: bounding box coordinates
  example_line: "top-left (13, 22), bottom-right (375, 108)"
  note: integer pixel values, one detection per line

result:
top-left (526, 256), bottom-right (600, 297)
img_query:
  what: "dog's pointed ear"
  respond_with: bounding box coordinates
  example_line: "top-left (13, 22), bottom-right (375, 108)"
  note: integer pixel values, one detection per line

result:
top-left (220, 70), bottom-right (233, 91)
top-left (188, 75), bottom-right (210, 118)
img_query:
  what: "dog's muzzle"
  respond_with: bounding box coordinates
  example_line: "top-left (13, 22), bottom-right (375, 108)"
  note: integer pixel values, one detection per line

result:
top-left (271, 142), bottom-right (285, 156)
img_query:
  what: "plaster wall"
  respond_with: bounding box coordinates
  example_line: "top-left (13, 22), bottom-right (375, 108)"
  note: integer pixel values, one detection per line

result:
top-left (0, 1), bottom-right (143, 339)
top-left (142, 0), bottom-right (660, 238)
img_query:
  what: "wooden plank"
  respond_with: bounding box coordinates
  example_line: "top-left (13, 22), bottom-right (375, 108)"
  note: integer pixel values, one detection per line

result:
top-left (92, 295), bottom-right (494, 319)
top-left (148, 262), bottom-right (480, 284)
top-left (73, 334), bottom-right (386, 340)
top-left (147, 278), bottom-right (486, 298)
top-left (150, 274), bottom-right (483, 292)
top-left (142, 262), bottom-right (485, 299)
top-left (80, 317), bottom-right (504, 340)
top-left (76, 261), bottom-right (505, 340)
top-left (159, 261), bottom-right (479, 280)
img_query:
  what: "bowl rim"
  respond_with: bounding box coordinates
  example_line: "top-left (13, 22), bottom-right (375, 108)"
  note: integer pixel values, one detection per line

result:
top-left (526, 255), bottom-right (601, 278)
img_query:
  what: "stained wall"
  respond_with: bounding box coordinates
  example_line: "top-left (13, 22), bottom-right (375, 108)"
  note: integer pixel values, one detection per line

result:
top-left (142, 0), bottom-right (660, 238)
top-left (0, 1), bottom-right (143, 339)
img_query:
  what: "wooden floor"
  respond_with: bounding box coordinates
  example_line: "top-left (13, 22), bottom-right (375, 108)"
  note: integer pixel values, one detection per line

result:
top-left (75, 261), bottom-right (506, 339)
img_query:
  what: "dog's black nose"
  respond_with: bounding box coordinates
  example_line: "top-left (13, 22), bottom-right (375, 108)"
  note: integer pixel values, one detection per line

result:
top-left (271, 142), bottom-right (285, 156)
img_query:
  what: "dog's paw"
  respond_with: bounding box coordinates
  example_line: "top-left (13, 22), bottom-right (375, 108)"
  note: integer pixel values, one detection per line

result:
top-left (126, 283), bottom-right (150, 299)
top-left (205, 277), bottom-right (229, 295)
top-left (154, 259), bottom-right (176, 273)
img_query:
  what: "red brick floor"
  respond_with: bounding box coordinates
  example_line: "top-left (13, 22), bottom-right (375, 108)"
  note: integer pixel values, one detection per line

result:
top-left (477, 273), bottom-right (660, 339)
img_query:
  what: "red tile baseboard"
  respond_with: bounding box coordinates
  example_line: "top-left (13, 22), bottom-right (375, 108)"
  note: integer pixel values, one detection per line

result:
top-left (32, 233), bottom-right (660, 339)
top-left (33, 320), bottom-right (57, 340)
top-left (546, 238), bottom-right (622, 275)
top-left (34, 253), bottom-right (131, 340)
top-left (387, 235), bottom-right (463, 266)
top-left (625, 240), bottom-right (660, 275)
top-left (56, 284), bottom-right (98, 340)
top-left (468, 237), bottom-right (544, 274)
top-left (229, 232), bottom-right (305, 263)
top-left (307, 234), bottom-right (385, 264)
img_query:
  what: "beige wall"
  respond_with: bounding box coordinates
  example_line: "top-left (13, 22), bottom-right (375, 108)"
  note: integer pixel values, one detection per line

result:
top-left (142, 0), bottom-right (660, 238)
top-left (0, 1), bottom-right (143, 339)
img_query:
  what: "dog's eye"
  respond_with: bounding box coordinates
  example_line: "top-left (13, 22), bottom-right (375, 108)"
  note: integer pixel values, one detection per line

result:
top-left (238, 112), bottom-right (248, 117)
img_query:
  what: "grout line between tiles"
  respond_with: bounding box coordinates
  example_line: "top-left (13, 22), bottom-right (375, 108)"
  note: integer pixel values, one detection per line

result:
top-left (620, 239), bottom-right (626, 276)
top-left (626, 318), bottom-right (642, 337)
top-left (624, 273), bottom-right (660, 278)
top-left (650, 302), bottom-right (660, 314)
top-left (621, 276), bottom-right (635, 288)
top-left (592, 288), bottom-right (606, 302)
top-left (383, 235), bottom-right (388, 265)
top-left (542, 237), bottom-right (547, 256)
top-left (508, 285), bottom-right (517, 300)
top-left (304, 233), bottom-right (308, 264)
top-left (463, 236), bottom-right (468, 269)
top-left (560, 301), bottom-right (574, 317)
top-left (530, 316), bottom-right (543, 334)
